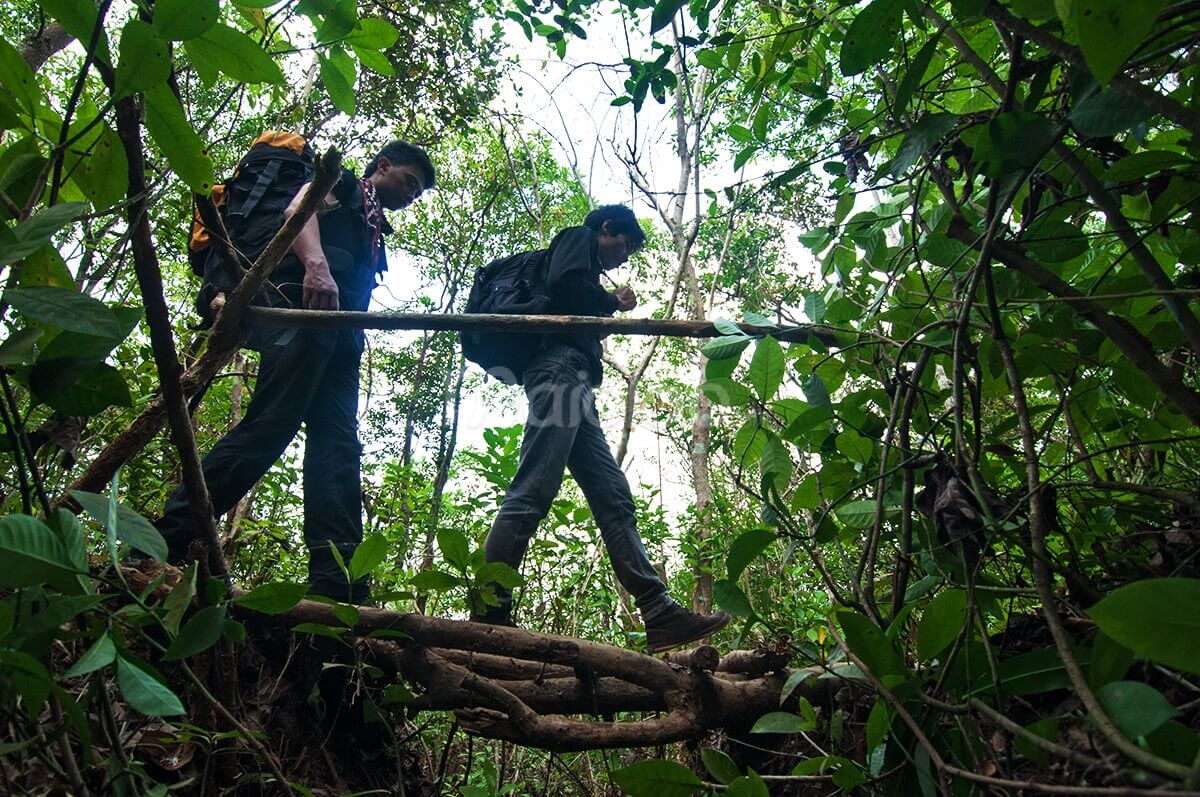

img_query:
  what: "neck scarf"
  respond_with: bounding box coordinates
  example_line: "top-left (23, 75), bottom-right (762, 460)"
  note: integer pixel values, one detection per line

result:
top-left (359, 178), bottom-right (383, 259)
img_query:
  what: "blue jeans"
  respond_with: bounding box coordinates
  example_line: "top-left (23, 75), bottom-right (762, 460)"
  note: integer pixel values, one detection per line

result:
top-left (483, 345), bottom-right (674, 621)
top-left (158, 329), bottom-right (368, 603)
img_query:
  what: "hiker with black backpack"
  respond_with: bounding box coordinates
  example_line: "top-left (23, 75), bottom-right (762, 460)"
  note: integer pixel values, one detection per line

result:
top-left (158, 137), bottom-right (435, 604)
top-left (465, 205), bottom-right (731, 653)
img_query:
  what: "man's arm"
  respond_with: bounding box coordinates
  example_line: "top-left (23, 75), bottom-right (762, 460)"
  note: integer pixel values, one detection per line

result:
top-left (285, 179), bottom-right (339, 311)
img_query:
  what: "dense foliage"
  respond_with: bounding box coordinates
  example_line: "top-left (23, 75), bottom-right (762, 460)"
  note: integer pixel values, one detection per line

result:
top-left (1, 0), bottom-right (1200, 793)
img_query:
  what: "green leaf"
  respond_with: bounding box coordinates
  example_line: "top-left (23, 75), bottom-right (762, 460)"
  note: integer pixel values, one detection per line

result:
top-left (144, 84), bottom-right (214, 193)
top-left (4, 286), bottom-right (119, 336)
top-left (733, 419), bottom-right (768, 467)
top-left (235, 582), bottom-right (309, 614)
top-left (752, 105), bottom-right (769, 142)
top-left (0, 204), bottom-right (89, 267)
top-left (713, 578), bottom-right (753, 617)
top-left (185, 24), bottom-right (285, 84)
top-left (0, 37), bottom-right (42, 115)
top-left (1019, 217), bottom-right (1088, 262)
top-left (332, 603), bottom-right (359, 627)
top-left (69, 489), bottom-right (168, 561)
top-left (747, 336), bottom-right (784, 402)
top-left (0, 328), bottom-right (41, 366)
top-left (835, 499), bottom-right (876, 530)
top-left (40, 363), bottom-right (132, 416)
top-left (348, 533), bottom-right (388, 580)
top-left (1089, 630), bottom-right (1134, 688)
top-left (801, 371), bottom-right (830, 409)
top-left (1095, 681), bottom-right (1179, 739)
top-left (1146, 721), bottom-right (1200, 767)
top-left (352, 45), bottom-right (395, 76)
top-left (1104, 151), bottom-right (1192, 182)
top-left (836, 429), bottom-right (873, 464)
top-left (1069, 87), bottom-right (1154, 137)
top-left (116, 655), bottom-right (185, 716)
top-left (64, 633), bottom-right (116, 678)
top-left (474, 561), bottom-right (524, 589)
top-left (60, 112), bottom-right (128, 209)
top-left (314, 0), bottom-right (358, 41)
top-left (751, 711), bottom-right (814, 733)
top-left (409, 569), bottom-right (460, 593)
top-left (153, 0), bottom-right (219, 40)
top-left (291, 622), bottom-right (348, 637)
top-left (727, 528), bottom-right (775, 581)
top-left (1088, 578), bottom-right (1200, 674)
top-left (164, 605), bottom-right (226, 660)
top-left (701, 378), bottom-right (751, 406)
top-left (837, 608), bottom-right (906, 678)
top-left (610, 758), bottom-right (702, 797)
top-left (894, 34), bottom-right (940, 114)
top-left (780, 669), bottom-right (812, 706)
top-left (319, 52), bottom-right (356, 115)
top-left (839, 0), bottom-right (903, 76)
top-left (1, 651), bottom-right (51, 719)
top-left (649, 0), bottom-right (688, 35)
top-left (884, 113), bottom-right (957, 177)
top-left (866, 699), bottom-right (889, 751)
top-left (0, 514), bottom-right (80, 591)
top-left (701, 748), bottom-right (740, 785)
top-left (115, 20), bottom-right (169, 98)
top-left (972, 111), bottom-right (1054, 176)
top-left (700, 335), bottom-right (751, 361)
top-left (1074, 0), bottom-right (1168, 85)
top-left (344, 18), bottom-right (400, 49)
top-left (916, 589), bottom-right (968, 661)
top-left (759, 435), bottom-right (792, 491)
top-left (437, 528), bottom-right (470, 572)
top-left (40, 0), bottom-right (112, 64)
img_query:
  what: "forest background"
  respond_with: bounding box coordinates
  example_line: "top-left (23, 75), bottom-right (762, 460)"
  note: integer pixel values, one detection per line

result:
top-left (2, 0), bottom-right (1200, 794)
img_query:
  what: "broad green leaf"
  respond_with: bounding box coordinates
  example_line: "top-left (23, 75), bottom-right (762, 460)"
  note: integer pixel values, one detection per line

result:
top-left (1104, 151), bottom-right (1192, 182)
top-left (839, 0), bottom-right (903, 76)
top-left (332, 603), bottom-right (359, 627)
top-left (45, 508), bottom-right (91, 593)
top-left (349, 533), bottom-right (388, 580)
top-left (893, 34), bottom-right (940, 114)
top-left (1074, 0), bottom-right (1169, 85)
top-left (144, 83), bottom-right (214, 193)
top-left (1, 650), bottom-right (51, 719)
top-left (0, 204), bottom-right (88, 267)
top-left (1095, 681), bottom-right (1179, 739)
top-left (0, 328), bottom-right (41, 366)
top-left (836, 429), bottom-right (873, 464)
top-left (39, 363), bottom-right (132, 415)
top-left (712, 318), bottom-right (745, 336)
top-left (115, 20), bottom-right (169, 98)
top-left (700, 335), bottom-right (751, 361)
top-left (153, 0), bottom-right (219, 40)
top-left (701, 378), bottom-right (751, 406)
top-left (733, 419), bottom-right (768, 467)
top-left (116, 655), bottom-right (185, 716)
top-left (1089, 630), bottom-right (1133, 688)
top-left (884, 113), bottom-right (957, 177)
top-left (314, 0), bottom-right (358, 41)
top-left (4, 286), bottom-right (118, 336)
top-left (164, 606), bottom-right (227, 660)
top-left (866, 699), bottom-right (889, 751)
top-left (65, 633), bottom-right (116, 678)
top-left (972, 111), bottom-right (1054, 176)
top-left (747, 336), bottom-right (784, 402)
top-left (726, 528), bottom-right (775, 581)
top-left (649, 0), bottom-right (688, 35)
top-left (352, 45), bottom-right (395, 76)
top-left (750, 711), bottom-right (814, 733)
top-left (1146, 721), bottom-right (1200, 767)
top-left (474, 561), bottom-right (524, 589)
top-left (1088, 578), bottom-right (1200, 674)
top-left (235, 582), bottom-right (309, 614)
top-left (780, 668), bottom-right (813, 706)
top-left (916, 589), bottom-right (968, 661)
top-left (0, 37), bottom-right (42, 114)
top-left (185, 24), bottom-right (285, 84)
top-left (759, 435), bottom-right (792, 491)
top-left (163, 566), bottom-right (197, 634)
top-left (319, 53), bottom-right (356, 115)
top-left (801, 371), bottom-right (830, 409)
top-left (836, 609), bottom-right (906, 678)
top-left (713, 578), bottom-right (753, 617)
top-left (752, 105), bottom-right (769, 142)
top-left (291, 622), bottom-right (348, 637)
top-left (0, 514), bottom-right (80, 591)
top-left (69, 489), bottom-right (168, 562)
top-left (60, 112), bottom-right (127, 209)
top-left (1069, 88), bottom-right (1154, 137)
top-left (701, 748), bottom-right (740, 784)
top-left (610, 758), bottom-right (702, 797)
top-left (40, 0), bottom-right (112, 64)
top-left (344, 18), bottom-right (400, 49)
top-left (409, 569), bottom-right (460, 592)
top-left (1019, 217), bottom-right (1088, 262)
top-left (1014, 717), bottom-right (1058, 765)
top-left (437, 528), bottom-right (470, 572)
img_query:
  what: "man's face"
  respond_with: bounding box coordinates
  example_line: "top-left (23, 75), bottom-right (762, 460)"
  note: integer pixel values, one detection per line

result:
top-left (596, 224), bottom-right (633, 269)
top-left (370, 157), bottom-right (428, 210)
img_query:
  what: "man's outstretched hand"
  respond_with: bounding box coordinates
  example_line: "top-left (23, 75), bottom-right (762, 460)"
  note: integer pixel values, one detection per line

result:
top-left (613, 285), bottom-right (637, 312)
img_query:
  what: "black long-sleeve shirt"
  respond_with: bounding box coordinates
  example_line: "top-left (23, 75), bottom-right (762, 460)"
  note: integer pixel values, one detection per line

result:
top-left (544, 226), bottom-right (618, 385)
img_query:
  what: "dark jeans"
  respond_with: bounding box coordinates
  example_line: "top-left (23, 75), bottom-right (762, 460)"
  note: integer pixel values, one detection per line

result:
top-left (483, 345), bottom-right (673, 621)
top-left (159, 330), bottom-right (368, 603)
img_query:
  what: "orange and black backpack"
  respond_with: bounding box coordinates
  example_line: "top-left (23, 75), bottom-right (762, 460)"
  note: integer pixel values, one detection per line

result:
top-left (188, 131), bottom-right (316, 328)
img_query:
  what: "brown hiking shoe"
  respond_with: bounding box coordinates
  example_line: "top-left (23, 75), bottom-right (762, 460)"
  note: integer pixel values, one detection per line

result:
top-left (644, 605), bottom-right (731, 654)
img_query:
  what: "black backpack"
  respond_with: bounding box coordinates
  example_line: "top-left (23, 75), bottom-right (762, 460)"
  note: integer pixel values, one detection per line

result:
top-left (188, 131), bottom-right (316, 328)
top-left (460, 250), bottom-right (551, 384)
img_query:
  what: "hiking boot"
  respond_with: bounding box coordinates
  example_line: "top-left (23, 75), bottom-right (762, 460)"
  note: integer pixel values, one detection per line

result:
top-left (644, 605), bottom-right (731, 654)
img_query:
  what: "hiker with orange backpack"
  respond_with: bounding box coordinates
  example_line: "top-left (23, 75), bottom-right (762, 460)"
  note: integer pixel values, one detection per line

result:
top-left (158, 135), bottom-right (435, 603)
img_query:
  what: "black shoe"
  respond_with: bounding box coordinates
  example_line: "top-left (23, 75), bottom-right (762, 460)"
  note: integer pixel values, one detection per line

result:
top-left (644, 605), bottom-right (731, 654)
top-left (469, 608), bottom-right (517, 628)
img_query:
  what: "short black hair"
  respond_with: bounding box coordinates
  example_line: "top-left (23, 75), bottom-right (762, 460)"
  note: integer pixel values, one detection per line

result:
top-left (584, 204), bottom-right (646, 252)
top-left (364, 140), bottom-right (436, 188)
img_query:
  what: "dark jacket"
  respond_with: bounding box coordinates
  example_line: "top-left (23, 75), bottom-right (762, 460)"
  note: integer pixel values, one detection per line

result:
top-left (543, 226), bottom-right (619, 386)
